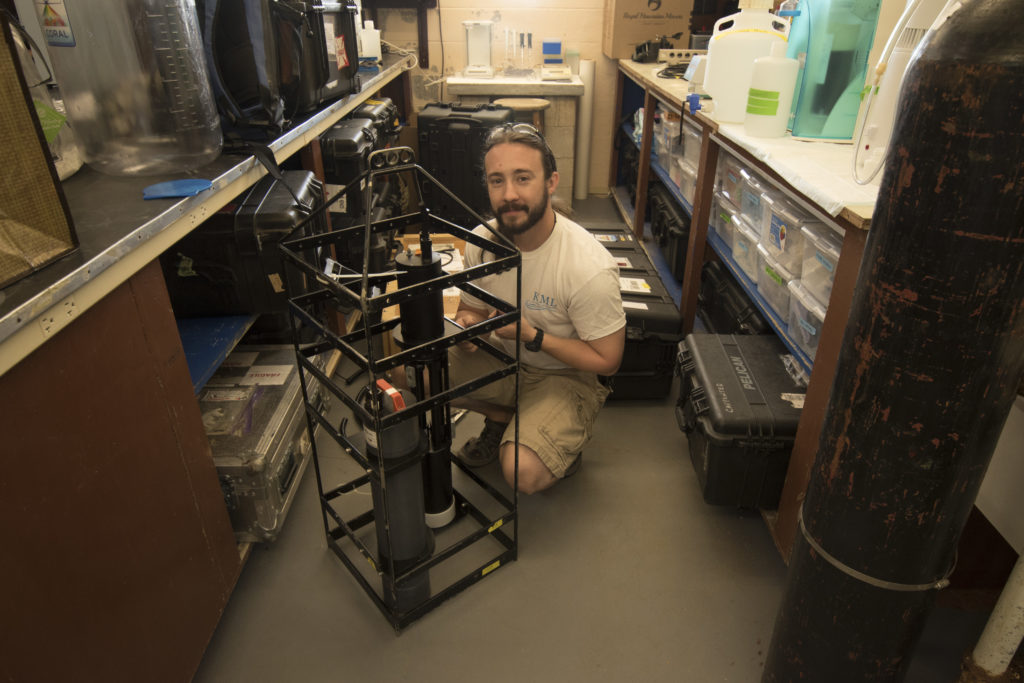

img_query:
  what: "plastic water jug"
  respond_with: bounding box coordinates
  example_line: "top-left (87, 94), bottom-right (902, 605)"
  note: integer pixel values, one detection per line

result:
top-left (703, 3), bottom-right (790, 123)
top-left (744, 42), bottom-right (800, 137)
top-left (33, 0), bottom-right (221, 176)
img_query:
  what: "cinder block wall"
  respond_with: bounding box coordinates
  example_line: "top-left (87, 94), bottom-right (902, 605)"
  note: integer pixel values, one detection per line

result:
top-left (376, 0), bottom-right (622, 202)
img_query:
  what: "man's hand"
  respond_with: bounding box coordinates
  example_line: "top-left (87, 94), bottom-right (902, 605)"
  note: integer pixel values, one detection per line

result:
top-left (454, 305), bottom-right (489, 351)
top-left (493, 312), bottom-right (534, 344)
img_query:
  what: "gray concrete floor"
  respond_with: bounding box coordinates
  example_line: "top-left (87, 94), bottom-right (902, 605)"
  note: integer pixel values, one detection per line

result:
top-left (193, 197), bottom-right (990, 682)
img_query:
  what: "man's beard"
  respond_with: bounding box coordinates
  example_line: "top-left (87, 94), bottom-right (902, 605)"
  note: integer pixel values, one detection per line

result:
top-left (495, 197), bottom-right (548, 237)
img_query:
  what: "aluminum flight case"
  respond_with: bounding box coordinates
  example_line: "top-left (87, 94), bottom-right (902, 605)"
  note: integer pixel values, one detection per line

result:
top-left (199, 345), bottom-right (327, 543)
top-left (675, 333), bottom-right (804, 508)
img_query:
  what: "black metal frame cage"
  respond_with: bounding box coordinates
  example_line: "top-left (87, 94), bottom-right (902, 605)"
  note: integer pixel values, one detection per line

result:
top-left (279, 146), bottom-right (523, 631)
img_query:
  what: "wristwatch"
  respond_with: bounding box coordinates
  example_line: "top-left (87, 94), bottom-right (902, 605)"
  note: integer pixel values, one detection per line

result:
top-left (525, 327), bottom-right (544, 352)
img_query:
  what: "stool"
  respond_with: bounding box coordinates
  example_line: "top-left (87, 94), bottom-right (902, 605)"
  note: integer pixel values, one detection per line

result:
top-left (492, 97), bottom-right (551, 134)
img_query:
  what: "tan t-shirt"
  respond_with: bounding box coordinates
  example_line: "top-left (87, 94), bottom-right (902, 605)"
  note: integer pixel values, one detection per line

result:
top-left (462, 214), bottom-right (626, 370)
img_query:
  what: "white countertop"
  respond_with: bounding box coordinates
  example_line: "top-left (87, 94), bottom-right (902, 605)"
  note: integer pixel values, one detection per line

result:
top-left (619, 59), bottom-right (880, 229)
top-left (446, 73), bottom-right (584, 96)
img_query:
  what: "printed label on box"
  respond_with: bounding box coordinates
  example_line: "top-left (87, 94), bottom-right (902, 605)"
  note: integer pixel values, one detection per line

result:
top-left (620, 277), bottom-right (652, 293)
top-left (769, 215), bottom-right (788, 251)
top-left (815, 250), bottom-right (835, 273)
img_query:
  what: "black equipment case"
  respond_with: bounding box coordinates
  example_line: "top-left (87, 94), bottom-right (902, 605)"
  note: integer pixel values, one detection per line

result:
top-left (649, 184), bottom-right (690, 281)
top-left (697, 260), bottom-right (772, 335)
top-left (199, 345), bottom-right (326, 543)
top-left (416, 102), bottom-right (514, 225)
top-left (353, 97), bottom-right (402, 147)
top-left (583, 221), bottom-right (682, 399)
top-left (675, 333), bottom-right (804, 508)
top-left (160, 170), bottom-right (326, 342)
top-left (198, 0), bottom-right (359, 139)
top-left (321, 116), bottom-right (378, 191)
top-left (612, 265), bottom-right (684, 400)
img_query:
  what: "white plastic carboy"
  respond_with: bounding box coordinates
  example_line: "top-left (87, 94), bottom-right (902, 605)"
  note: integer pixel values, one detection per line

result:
top-left (702, 0), bottom-right (790, 123)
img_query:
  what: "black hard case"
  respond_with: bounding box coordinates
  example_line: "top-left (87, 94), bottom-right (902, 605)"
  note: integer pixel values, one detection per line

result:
top-left (352, 96), bottom-right (401, 146)
top-left (416, 102), bottom-right (514, 225)
top-left (697, 260), bottom-right (772, 335)
top-left (675, 333), bottom-right (804, 508)
top-left (318, 1), bottom-right (360, 104)
top-left (321, 116), bottom-right (378, 186)
top-left (160, 170), bottom-right (326, 341)
top-left (200, 345), bottom-right (326, 543)
top-left (649, 184), bottom-right (690, 281)
top-left (278, 1), bottom-right (360, 114)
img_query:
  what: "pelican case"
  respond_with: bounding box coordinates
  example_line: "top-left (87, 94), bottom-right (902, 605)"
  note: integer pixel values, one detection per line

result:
top-left (200, 345), bottom-right (327, 543)
top-left (649, 184), bottom-right (690, 281)
top-left (608, 258), bottom-right (683, 400)
top-left (321, 116), bottom-right (378, 218)
top-left (697, 260), bottom-right (772, 335)
top-left (160, 170), bottom-right (326, 343)
top-left (675, 333), bottom-right (805, 508)
top-left (416, 102), bottom-right (514, 226)
top-left (352, 97), bottom-right (402, 146)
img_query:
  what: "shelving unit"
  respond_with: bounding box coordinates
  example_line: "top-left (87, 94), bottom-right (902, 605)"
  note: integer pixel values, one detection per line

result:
top-left (611, 59), bottom-right (878, 561)
top-left (0, 55), bottom-right (417, 681)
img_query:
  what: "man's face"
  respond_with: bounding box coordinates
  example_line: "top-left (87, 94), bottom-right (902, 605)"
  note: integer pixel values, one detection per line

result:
top-left (484, 142), bottom-right (557, 237)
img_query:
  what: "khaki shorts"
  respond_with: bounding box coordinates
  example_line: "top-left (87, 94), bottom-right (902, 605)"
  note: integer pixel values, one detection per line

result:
top-left (448, 346), bottom-right (610, 478)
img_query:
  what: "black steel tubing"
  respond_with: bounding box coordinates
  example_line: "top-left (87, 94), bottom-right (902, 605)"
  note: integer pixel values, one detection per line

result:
top-left (763, 3), bottom-right (1024, 681)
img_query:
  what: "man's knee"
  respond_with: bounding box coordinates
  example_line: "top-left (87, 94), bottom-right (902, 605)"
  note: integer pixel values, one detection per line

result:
top-left (499, 443), bottom-right (556, 494)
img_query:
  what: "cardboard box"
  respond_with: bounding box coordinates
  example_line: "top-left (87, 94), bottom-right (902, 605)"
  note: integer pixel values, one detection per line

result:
top-left (602, 0), bottom-right (696, 60)
top-left (0, 16), bottom-right (78, 289)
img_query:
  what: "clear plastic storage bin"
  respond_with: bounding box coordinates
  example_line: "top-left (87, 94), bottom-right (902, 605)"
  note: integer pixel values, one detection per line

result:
top-left (682, 119), bottom-right (702, 169)
top-left (676, 159), bottom-right (697, 205)
top-left (787, 279), bottom-right (828, 360)
top-left (756, 242), bottom-right (796, 319)
top-left (716, 153), bottom-right (746, 205)
top-left (711, 191), bottom-right (740, 250)
top-left (739, 171), bottom-right (768, 231)
top-left (733, 217), bottom-right (761, 283)
top-left (759, 192), bottom-right (813, 276)
top-left (800, 222), bottom-right (843, 306)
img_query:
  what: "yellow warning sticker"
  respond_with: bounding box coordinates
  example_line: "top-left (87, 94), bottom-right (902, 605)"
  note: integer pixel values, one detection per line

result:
top-left (482, 560), bottom-right (500, 576)
top-left (487, 520), bottom-right (503, 533)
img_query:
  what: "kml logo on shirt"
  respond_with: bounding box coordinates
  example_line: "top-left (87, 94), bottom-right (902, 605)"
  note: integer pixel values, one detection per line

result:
top-left (526, 291), bottom-right (557, 312)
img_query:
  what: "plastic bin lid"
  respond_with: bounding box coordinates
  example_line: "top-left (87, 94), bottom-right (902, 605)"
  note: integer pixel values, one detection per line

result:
top-left (714, 189), bottom-right (740, 214)
top-left (788, 279), bottom-right (827, 319)
top-left (676, 158), bottom-right (697, 177)
top-left (801, 222), bottom-right (843, 258)
top-left (757, 241), bottom-right (796, 281)
top-left (733, 214), bottom-right (760, 241)
top-left (762, 192), bottom-right (810, 225)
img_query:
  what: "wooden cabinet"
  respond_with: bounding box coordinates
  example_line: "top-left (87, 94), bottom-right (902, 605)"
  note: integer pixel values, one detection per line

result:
top-left (0, 57), bottom-right (415, 681)
top-left (610, 60), bottom-right (878, 562)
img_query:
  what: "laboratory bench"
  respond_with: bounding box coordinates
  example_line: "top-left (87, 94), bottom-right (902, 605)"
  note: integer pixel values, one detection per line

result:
top-left (0, 54), bottom-right (414, 682)
top-left (610, 59), bottom-right (881, 561)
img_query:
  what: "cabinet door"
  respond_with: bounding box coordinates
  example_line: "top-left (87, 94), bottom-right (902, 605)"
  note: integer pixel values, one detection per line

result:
top-left (0, 261), bottom-right (240, 682)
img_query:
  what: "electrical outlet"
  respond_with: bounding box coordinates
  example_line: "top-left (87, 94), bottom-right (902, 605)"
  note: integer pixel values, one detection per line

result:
top-left (37, 296), bottom-right (79, 339)
top-left (658, 49), bottom-right (706, 65)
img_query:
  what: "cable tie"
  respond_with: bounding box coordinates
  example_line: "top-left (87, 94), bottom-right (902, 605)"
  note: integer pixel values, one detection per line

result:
top-left (798, 503), bottom-right (952, 592)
